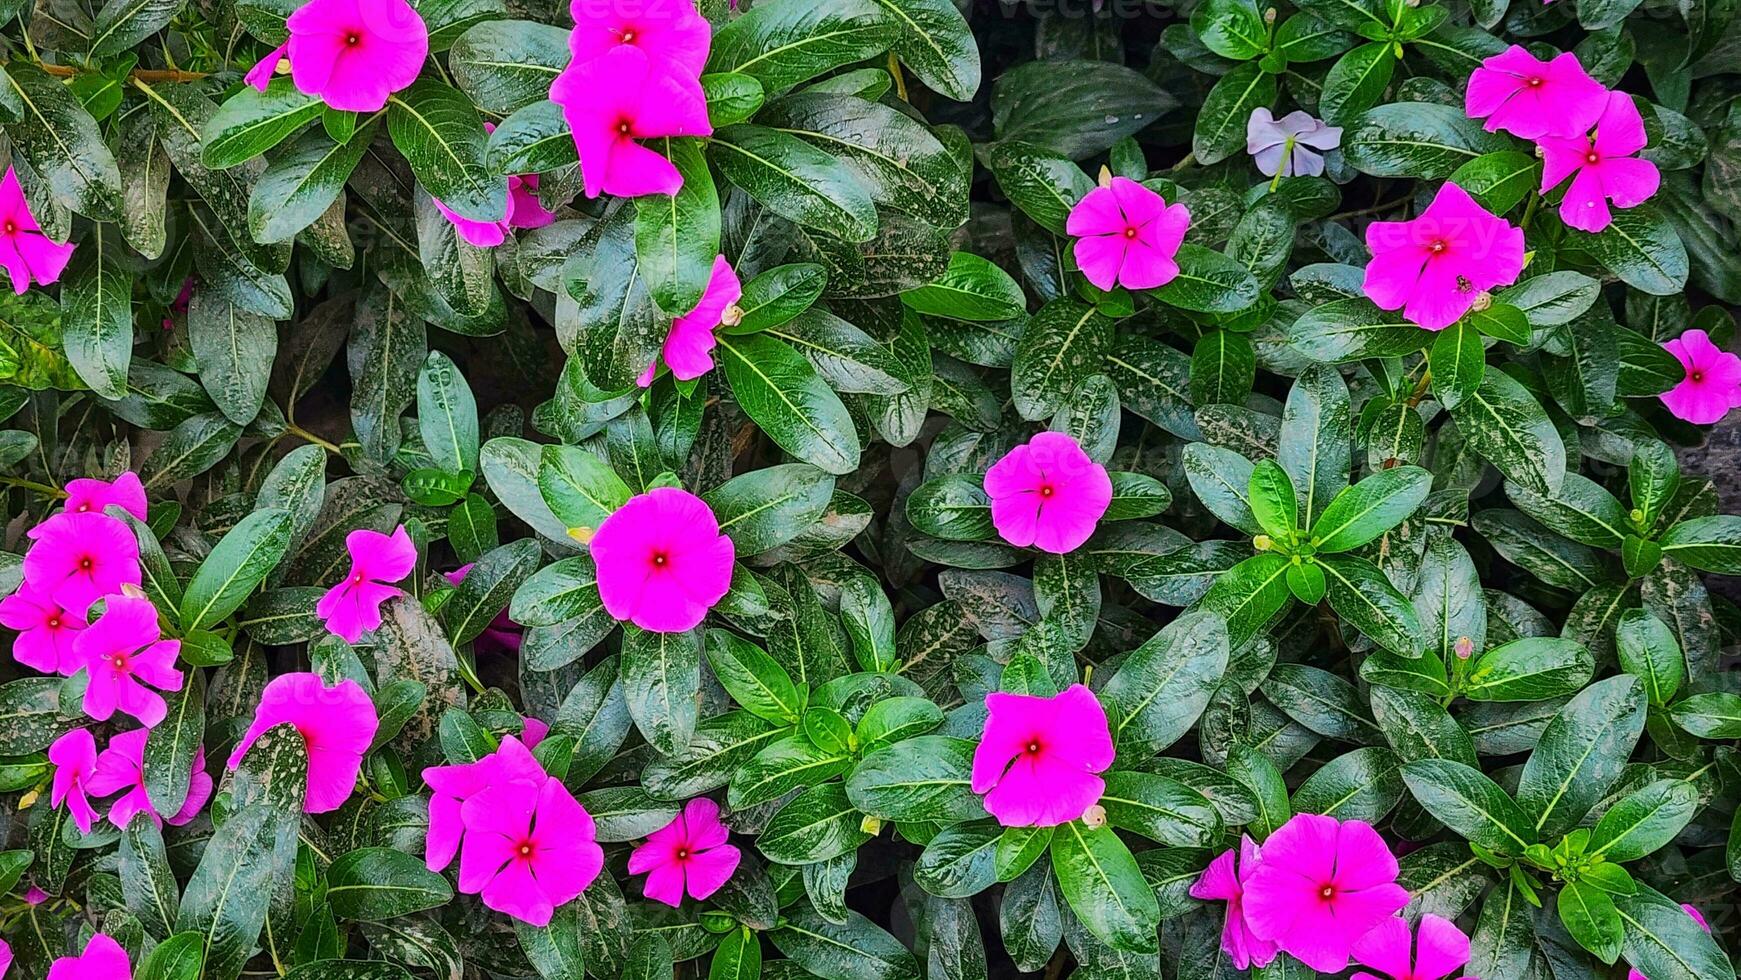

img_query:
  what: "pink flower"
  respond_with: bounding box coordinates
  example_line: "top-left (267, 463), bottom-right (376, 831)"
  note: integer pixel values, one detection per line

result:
top-left (983, 432), bottom-right (1113, 554)
top-left (243, 43), bottom-right (288, 92)
top-left (1065, 177), bottom-right (1191, 291)
top-left (0, 582), bottom-right (84, 675)
top-left (1362, 181), bottom-right (1525, 330)
top-left (161, 278), bottom-right (192, 331)
top-left (1242, 813), bottom-right (1410, 973)
top-left (46, 933), bottom-right (129, 980)
top-left (24, 886), bottom-right (47, 905)
top-left (1189, 836), bottom-right (1279, 970)
top-left (1627, 905), bottom-right (1708, 980)
top-left (628, 797), bottom-right (741, 907)
top-left (568, 0), bottom-right (711, 79)
top-left (1659, 329), bottom-right (1741, 425)
top-left (71, 595), bottom-right (183, 728)
top-left (1465, 45), bottom-right (1607, 140)
top-left (1246, 108), bottom-right (1342, 178)
top-left (48, 728), bottom-right (98, 834)
top-left (22, 511), bottom-right (140, 618)
top-left (283, 0), bottom-right (428, 112)
top-left (0, 938), bottom-right (9, 978)
top-left (62, 471), bottom-right (147, 521)
top-left (590, 487), bottom-right (735, 633)
top-left (422, 735), bottom-right (546, 873)
top-left (317, 525), bottom-right (417, 644)
top-left (637, 256), bottom-right (742, 387)
top-left (458, 776), bottom-right (605, 926)
top-left (550, 45), bottom-right (712, 199)
top-left (0, 166), bottom-right (75, 295)
top-left (86, 728), bottom-right (212, 829)
top-left (432, 124), bottom-right (556, 248)
top-left (1351, 913), bottom-right (1473, 980)
top-left (1538, 91), bottom-right (1660, 233)
top-left (227, 673), bottom-right (379, 814)
top-left (444, 564), bottom-right (524, 653)
top-left (522, 716), bottom-right (549, 748)
top-left (970, 684), bottom-right (1114, 827)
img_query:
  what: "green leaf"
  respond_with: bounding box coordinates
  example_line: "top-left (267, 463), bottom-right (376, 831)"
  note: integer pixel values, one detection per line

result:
top-left (1581, 205), bottom-right (1690, 296)
top-left (60, 226), bottom-right (133, 400)
top-left (716, 332), bottom-right (861, 475)
top-left (1450, 150), bottom-right (1542, 214)
top-left (1050, 822), bottom-right (1160, 955)
top-left (327, 848), bottom-right (454, 921)
top-left (1429, 320), bottom-right (1485, 410)
top-left (1401, 759), bottom-right (1536, 856)
top-left (538, 444), bottom-right (631, 533)
top-left (201, 79), bottom-right (323, 169)
top-left (1279, 366), bottom-right (1353, 529)
top-left (1153, 244), bottom-right (1262, 313)
top-left (1321, 42), bottom-right (1397, 128)
top-left (1659, 515), bottom-right (1741, 573)
top-left (1011, 298), bottom-right (1115, 421)
top-left (1289, 297), bottom-right (1432, 363)
top-left (448, 19), bottom-right (569, 115)
top-left (1559, 879), bottom-right (1624, 964)
top-left (144, 672), bottom-right (205, 818)
top-left (1516, 675), bottom-right (1646, 838)
top-left (903, 252), bottom-right (1024, 321)
top-left (708, 0), bottom-right (897, 92)
top-left (1194, 63), bottom-right (1278, 165)
top-left (179, 508), bottom-right (293, 632)
top-left (1311, 465), bottom-right (1431, 552)
top-left (1452, 368), bottom-right (1566, 494)
top-left (1588, 779), bottom-right (1699, 863)
top-left (620, 625), bottom-right (703, 756)
top-left (387, 79), bottom-right (505, 224)
top-left (176, 803), bottom-right (295, 980)
top-left (1669, 692), bottom-right (1741, 738)
top-left (1101, 612), bottom-right (1230, 754)
top-left (768, 909), bottom-right (920, 980)
top-left (1099, 771), bottom-right (1223, 846)
top-left (729, 263), bottom-right (828, 335)
top-left (442, 539), bottom-right (539, 645)
top-left (983, 140), bottom-right (1092, 235)
top-left (1616, 610), bottom-right (1684, 708)
top-left (635, 138), bottom-right (721, 316)
top-left (4, 64), bottom-right (122, 219)
top-left (1191, 0), bottom-right (1269, 58)
top-left (846, 735), bottom-right (981, 823)
top-left (1291, 746), bottom-right (1406, 823)
top-left (706, 629), bottom-right (803, 725)
top-left (704, 463), bottom-right (836, 555)
top-left (1247, 459), bottom-right (1299, 539)
top-left (759, 781), bottom-right (871, 866)
top-left (712, 124), bottom-right (878, 242)
top-left (1612, 884), bottom-right (1736, 980)
top-left (1344, 102), bottom-right (1512, 178)
top-left (1463, 637), bottom-right (1594, 702)
top-left (188, 289), bottom-right (275, 424)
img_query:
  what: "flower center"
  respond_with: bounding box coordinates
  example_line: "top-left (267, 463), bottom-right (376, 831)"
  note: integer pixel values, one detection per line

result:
top-left (1320, 885), bottom-right (1336, 900)
top-left (1123, 226), bottom-right (1138, 239)
top-left (2, 220), bottom-right (15, 235)
top-left (346, 32), bottom-right (361, 46)
top-left (78, 557), bottom-right (93, 571)
top-left (1691, 370), bottom-right (1705, 383)
top-left (352, 572), bottom-right (364, 586)
top-left (652, 552), bottom-right (668, 567)
top-left (1428, 239), bottom-right (1447, 254)
top-left (617, 119), bottom-right (633, 136)
top-left (1038, 484), bottom-right (1054, 498)
top-left (621, 29), bottom-right (636, 43)
top-left (1585, 150), bottom-right (1600, 165)
top-left (676, 848), bottom-right (689, 859)
top-left (517, 840), bottom-right (535, 858)
top-left (1026, 741), bottom-right (1041, 754)
top-left (1526, 76), bottom-right (1543, 88)
top-left (75, 503), bottom-right (89, 511)
top-left (109, 652), bottom-right (129, 671)
top-left (46, 617), bottom-right (59, 629)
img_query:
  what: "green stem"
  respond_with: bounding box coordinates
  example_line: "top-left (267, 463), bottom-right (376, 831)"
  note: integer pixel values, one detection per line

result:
top-left (0, 475), bottom-right (65, 497)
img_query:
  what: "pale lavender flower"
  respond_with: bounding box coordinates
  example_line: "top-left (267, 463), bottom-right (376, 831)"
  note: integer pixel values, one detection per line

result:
top-left (1246, 108), bottom-right (1342, 178)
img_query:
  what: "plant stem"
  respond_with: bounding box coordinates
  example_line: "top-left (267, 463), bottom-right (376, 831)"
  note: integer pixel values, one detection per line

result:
top-left (888, 52), bottom-right (908, 102)
top-left (0, 475), bottom-right (65, 497)
top-left (20, 62), bottom-right (209, 82)
top-left (285, 422), bottom-right (344, 457)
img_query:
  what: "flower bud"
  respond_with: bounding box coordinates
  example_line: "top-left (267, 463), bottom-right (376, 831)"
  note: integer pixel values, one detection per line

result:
top-left (1471, 291), bottom-right (1493, 312)
top-left (1454, 635), bottom-right (1475, 660)
top-left (1253, 534), bottom-right (1273, 551)
top-left (1264, 7), bottom-right (1277, 23)
top-left (720, 304), bottom-right (745, 328)
top-left (860, 814), bottom-right (884, 835)
top-left (1097, 165), bottom-right (1114, 189)
top-left (1081, 804), bottom-right (1107, 829)
top-left (1630, 508), bottom-right (1646, 524)
top-left (567, 526), bottom-right (596, 545)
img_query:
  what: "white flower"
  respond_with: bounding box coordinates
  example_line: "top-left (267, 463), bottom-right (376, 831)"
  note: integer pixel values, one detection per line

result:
top-left (1246, 108), bottom-right (1343, 178)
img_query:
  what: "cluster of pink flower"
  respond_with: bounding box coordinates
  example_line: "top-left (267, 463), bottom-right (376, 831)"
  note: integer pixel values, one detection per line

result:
top-left (1065, 176), bottom-right (1193, 293)
top-left (983, 432), bottom-right (1113, 556)
top-left (550, 0), bottom-right (714, 200)
top-left (1465, 46), bottom-right (1658, 235)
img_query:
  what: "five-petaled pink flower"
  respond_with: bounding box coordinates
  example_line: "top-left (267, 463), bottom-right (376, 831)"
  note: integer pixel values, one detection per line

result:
top-left (0, 582), bottom-right (83, 675)
top-left (1241, 813), bottom-right (1410, 973)
top-left (629, 797), bottom-right (742, 907)
top-left (970, 684), bottom-right (1114, 827)
top-left (458, 776), bottom-right (605, 926)
top-left (550, 45), bottom-right (713, 199)
top-left (0, 166), bottom-right (75, 295)
top-left (1627, 904), bottom-right (1708, 980)
top-left (276, 0), bottom-right (429, 112)
top-left (1351, 913), bottom-right (1474, 980)
top-left (1660, 329), bottom-right (1741, 425)
top-left (1465, 45), bottom-right (1608, 140)
top-left (422, 734), bottom-right (546, 873)
top-left (317, 525), bottom-right (417, 643)
top-left (984, 432), bottom-right (1113, 555)
top-left (568, 0), bottom-right (711, 81)
top-left (86, 727), bottom-right (212, 829)
top-left (47, 933), bottom-right (129, 980)
top-left (590, 487), bottom-right (735, 633)
top-left (445, 564), bottom-right (524, 653)
top-left (48, 728), bottom-right (99, 834)
top-left (1066, 177), bottom-right (1191, 291)
top-left (71, 595), bottom-right (184, 728)
top-left (62, 471), bottom-right (147, 521)
top-left (22, 511), bottom-right (141, 618)
top-left (228, 672), bottom-right (380, 813)
top-left (1189, 835), bottom-right (1279, 970)
top-left (638, 256), bottom-right (742, 387)
top-left (1538, 90), bottom-right (1661, 233)
top-left (1362, 181), bottom-right (1525, 330)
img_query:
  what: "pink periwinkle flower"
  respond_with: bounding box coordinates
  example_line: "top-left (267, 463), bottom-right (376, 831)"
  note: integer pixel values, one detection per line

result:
top-left (1246, 108), bottom-right (1342, 178)
top-left (317, 525), bottom-right (417, 644)
top-left (1362, 181), bottom-right (1525, 331)
top-left (62, 471), bottom-right (147, 521)
top-left (590, 487), bottom-right (735, 633)
top-left (1065, 176), bottom-right (1191, 291)
top-left (637, 256), bottom-right (743, 387)
top-left (551, 45), bottom-right (713, 199)
top-left (1242, 813), bottom-right (1410, 973)
top-left (244, 43), bottom-right (288, 92)
top-left (422, 734), bottom-right (547, 873)
top-left (458, 776), bottom-right (605, 926)
top-left (48, 728), bottom-right (98, 834)
top-left (1627, 904), bottom-right (1708, 980)
top-left (1659, 329), bottom-right (1741, 425)
top-left (444, 564), bottom-right (523, 653)
top-left (1351, 913), bottom-right (1474, 980)
top-left (46, 933), bottom-right (128, 980)
top-left (72, 595), bottom-right (184, 728)
top-left (0, 582), bottom-right (84, 675)
top-left (1189, 835), bottom-right (1279, 970)
top-left (281, 0), bottom-right (428, 112)
top-left (629, 797), bottom-right (742, 907)
top-left (970, 684), bottom-right (1114, 827)
top-left (1537, 90), bottom-right (1660, 233)
top-left (86, 728), bottom-right (212, 829)
top-left (228, 672), bottom-right (380, 814)
top-left (23, 886), bottom-right (47, 905)
top-left (1465, 45), bottom-right (1607, 140)
top-left (22, 511), bottom-right (140, 618)
top-left (568, 0), bottom-right (711, 79)
top-left (161, 278), bottom-right (193, 331)
top-left (0, 166), bottom-right (75, 295)
top-left (433, 124), bottom-right (558, 248)
top-left (984, 432), bottom-right (1113, 555)
top-left (522, 716), bottom-right (549, 748)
